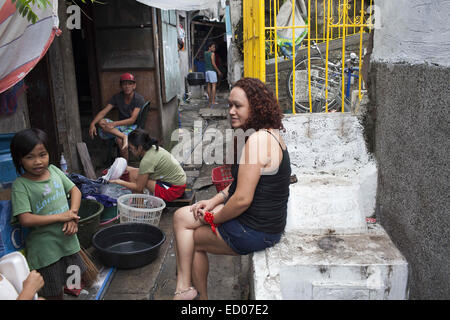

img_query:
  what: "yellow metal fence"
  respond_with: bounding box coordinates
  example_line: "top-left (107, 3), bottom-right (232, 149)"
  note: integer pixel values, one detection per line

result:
top-left (243, 0), bottom-right (374, 113)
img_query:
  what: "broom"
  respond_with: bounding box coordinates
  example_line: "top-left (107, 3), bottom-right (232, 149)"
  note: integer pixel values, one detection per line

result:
top-left (79, 247), bottom-right (99, 287)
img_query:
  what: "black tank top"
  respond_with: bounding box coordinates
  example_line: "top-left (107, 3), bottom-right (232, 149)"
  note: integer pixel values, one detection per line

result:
top-left (227, 130), bottom-right (291, 234)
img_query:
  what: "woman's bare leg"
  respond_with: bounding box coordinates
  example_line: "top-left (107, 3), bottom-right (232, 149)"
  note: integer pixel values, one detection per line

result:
top-left (173, 206), bottom-right (203, 299)
top-left (126, 166), bottom-right (139, 181)
top-left (207, 83), bottom-right (212, 106)
top-left (188, 204), bottom-right (237, 299)
top-left (126, 166), bottom-right (156, 194)
top-left (191, 247), bottom-right (209, 299)
top-left (211, 83), bottom-right (217, 105)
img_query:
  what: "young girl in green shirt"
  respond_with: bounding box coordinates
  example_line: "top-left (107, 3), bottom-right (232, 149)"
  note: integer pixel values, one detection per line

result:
top-left (10, 128), bottom-right (87, 299)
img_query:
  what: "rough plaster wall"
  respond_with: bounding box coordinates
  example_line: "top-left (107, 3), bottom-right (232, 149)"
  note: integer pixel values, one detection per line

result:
top-left (369, 0), bottom-right (450, 300)
top-left (228, 0), bottom-right (243, 84)
top-left (178, 11), bottom-right (189, 97)
top-left (370, 62), bottom-right (450, 299)
top-left (373, 0), bottom-right (450, 67)
top-left (161, 97), bottom-right (179, 148)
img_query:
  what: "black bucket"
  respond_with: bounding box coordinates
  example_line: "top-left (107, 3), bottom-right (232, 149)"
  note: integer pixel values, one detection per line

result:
top-left (78, 199), bottom-right (103, 248)
top-left (92, 223), bottom-right (165, 269)
top-left (187, 72), bottom-right (205, 86)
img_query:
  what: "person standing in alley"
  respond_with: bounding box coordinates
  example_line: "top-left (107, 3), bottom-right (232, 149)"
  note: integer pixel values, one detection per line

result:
top-left (204, 42), bottom-right (222, 107)
top-left (89, 73), bottom-right (146, 161)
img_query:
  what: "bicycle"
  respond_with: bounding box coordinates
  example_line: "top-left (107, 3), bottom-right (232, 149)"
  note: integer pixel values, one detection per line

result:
top-left (286, 42), bottom-right (360, 113)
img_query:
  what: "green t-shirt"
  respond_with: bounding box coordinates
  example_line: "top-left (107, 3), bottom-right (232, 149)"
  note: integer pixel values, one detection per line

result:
top-left (11, 165), bottom-right (80, 270)
top-left (138, 146), bottom-right (186, 186)
top-left (204, 51), bottom-right (214, 72)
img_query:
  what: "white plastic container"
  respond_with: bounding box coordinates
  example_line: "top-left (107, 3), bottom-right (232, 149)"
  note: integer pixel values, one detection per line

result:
top-left (118, 194), bottom-right (166, 227)
top-left (60, 154), bottom-right (68, 174)
top-left (0, 251), bottom-right (38, 300)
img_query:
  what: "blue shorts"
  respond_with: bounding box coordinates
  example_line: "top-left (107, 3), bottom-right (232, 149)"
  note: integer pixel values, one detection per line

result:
top-left (205, 71), bottom-right (218, 83)
top-left (217, 219), bottom-right (282, 255)
top-left (98, 118), bottom-right (137, 140)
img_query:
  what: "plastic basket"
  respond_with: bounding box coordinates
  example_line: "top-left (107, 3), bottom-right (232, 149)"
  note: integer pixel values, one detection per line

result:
top-left (211, 165), bottom-right (233, 192)
top-left (118, 194), bottom-right (166, 226)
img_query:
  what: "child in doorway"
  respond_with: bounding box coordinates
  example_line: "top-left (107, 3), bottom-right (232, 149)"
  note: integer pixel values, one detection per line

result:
top-left (204, 42), bottom-right (222, 107)
top-left (10, 128), bottom-right (87, 300)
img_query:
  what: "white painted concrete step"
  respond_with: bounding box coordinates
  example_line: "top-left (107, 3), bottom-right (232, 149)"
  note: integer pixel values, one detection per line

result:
top-left (250, 224), bottom-right (408, 300)
top-left (281, 114), bottom-right (377, 234)
top-left (286, 163), bottom-right (377, 235)
top-left (281, 113), bottom-right (374, 175)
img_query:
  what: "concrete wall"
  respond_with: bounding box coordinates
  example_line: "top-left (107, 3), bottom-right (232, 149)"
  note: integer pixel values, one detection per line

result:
top-left (160, 97), bottom-right (179, 149)
top-left (367, 0), bottom-right (450, 300)
top-left (372, 0), bottom-right (450, 68)
top-left (227, 0), bottom-right (244, 84)
top-left (177, 11), bottom-right (190, 97)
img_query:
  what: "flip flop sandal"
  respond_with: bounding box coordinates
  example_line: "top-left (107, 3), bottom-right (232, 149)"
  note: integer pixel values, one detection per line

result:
top-left (174, 287), bottom-right (200, 300)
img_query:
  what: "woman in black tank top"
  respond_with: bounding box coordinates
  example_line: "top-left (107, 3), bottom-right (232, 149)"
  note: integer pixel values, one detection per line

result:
top-left (172, 78), bottom-right (291, 300)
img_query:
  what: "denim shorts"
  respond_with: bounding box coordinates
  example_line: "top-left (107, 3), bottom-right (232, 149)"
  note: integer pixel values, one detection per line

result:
top-left (217, 219), bottom-right (282, 255)
top-left (205, 71), bottom-right (218, 83)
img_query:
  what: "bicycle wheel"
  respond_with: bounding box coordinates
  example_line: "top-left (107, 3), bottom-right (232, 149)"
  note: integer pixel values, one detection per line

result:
top-left (286, 57), bottom-right (349, 113)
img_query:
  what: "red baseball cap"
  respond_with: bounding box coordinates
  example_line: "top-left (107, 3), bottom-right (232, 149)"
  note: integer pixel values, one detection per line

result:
top-left (120, 73), bottom-right (135, 82)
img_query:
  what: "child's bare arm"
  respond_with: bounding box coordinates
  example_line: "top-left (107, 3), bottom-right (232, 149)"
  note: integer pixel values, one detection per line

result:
top-left (68, 186), bottom-right (82, 214)
top-left (18, 210), bottom-right (79, 228)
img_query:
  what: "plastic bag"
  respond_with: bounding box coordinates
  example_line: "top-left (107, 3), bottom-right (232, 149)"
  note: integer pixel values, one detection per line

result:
top-left (101, 157), bottom-right (127, 182)
top-left (276, 0), bottom-right (308, 59)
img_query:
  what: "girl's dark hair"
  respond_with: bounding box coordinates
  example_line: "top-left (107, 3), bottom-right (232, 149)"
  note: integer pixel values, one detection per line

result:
top-left (10, 128), bottom-right (49, 175)
top-left (128, 129), bottom-right (159, 151)
top-left (233, 77), bottom-right (284, 131)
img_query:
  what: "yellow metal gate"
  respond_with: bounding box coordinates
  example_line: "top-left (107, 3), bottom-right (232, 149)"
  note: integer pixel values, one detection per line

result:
top-left (243, 0), bottom-right (374, 113)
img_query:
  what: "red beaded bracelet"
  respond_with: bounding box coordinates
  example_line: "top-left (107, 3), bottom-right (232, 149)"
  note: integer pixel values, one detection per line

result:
top-left (204, 211), bottom-right (219, 235)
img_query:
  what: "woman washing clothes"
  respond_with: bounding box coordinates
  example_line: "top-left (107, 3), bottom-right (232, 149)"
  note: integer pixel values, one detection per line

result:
top-left (109, 128), bottom-right (187, 202)
top-left (172, 78), bottom-right (291, 300)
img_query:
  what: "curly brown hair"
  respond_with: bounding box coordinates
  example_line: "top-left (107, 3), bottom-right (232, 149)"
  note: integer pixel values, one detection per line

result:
top-left (233, 78), bottom-right (284, 131)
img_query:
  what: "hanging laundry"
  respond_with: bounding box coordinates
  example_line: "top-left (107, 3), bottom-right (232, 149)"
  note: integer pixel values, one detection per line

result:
top-left (0, 81), bottom-right (26, 116)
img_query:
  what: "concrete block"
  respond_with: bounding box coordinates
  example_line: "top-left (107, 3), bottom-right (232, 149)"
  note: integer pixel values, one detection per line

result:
top-left (281, 114), bottom-right (373, 175)
top-left (250, 224), bottom-right (408, 300)
top-left (286, 174), bottom-right (367, 235)
top-left (286, 163), bottom-right (377, 235)
top-left (199, 108), bottom-right (228, 119)
top-left (189, 85), bottom-right (205, 99)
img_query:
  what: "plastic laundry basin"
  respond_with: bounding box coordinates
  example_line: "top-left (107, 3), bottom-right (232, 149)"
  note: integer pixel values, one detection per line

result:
top-left (187, 72), bottom-right (205, 86)
top-left (77, 199), bottom-right (103, 248)
top-left (92, 223), bottom-right (165, 269)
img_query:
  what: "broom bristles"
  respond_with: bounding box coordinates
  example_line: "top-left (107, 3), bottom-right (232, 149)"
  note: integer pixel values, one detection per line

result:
top-left (79, 248), bottom-right (99, 287)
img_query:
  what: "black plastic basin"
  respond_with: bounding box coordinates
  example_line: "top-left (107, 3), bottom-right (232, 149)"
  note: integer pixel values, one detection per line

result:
top-left (92, 223), bottom-right (165, 269)
top-left (78, 199), bottom-right (103, 248)
top-left (187, 72), bottom-right (205, 86)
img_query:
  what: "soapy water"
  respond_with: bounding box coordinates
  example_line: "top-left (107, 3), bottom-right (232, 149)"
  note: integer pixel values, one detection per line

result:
top-left (100, 183), bottom-right (131, 200)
